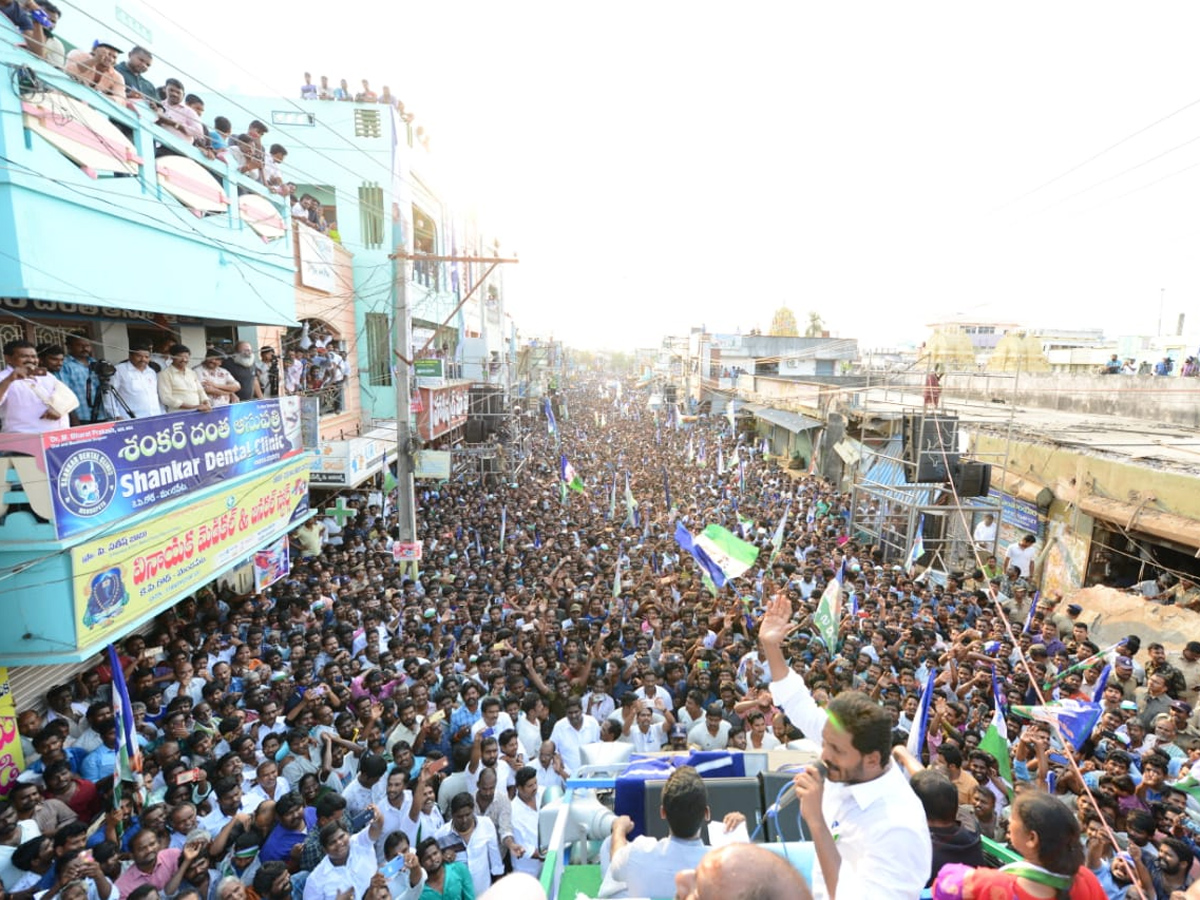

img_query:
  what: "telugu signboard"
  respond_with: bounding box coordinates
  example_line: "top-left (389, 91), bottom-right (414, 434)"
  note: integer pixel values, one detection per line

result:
top-left (42, 398), bottom-right (304, 540)
top-left (416, 383), bottom-right (469, 441)
top-left (987, 488), bottom-right (1042, 554)
top-left (71, 455), bottom-right (311, 649)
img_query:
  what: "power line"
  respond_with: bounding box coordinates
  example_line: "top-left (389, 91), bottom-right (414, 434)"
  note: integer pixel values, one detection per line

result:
top-left (996, 95), bottom-right (1200, 211)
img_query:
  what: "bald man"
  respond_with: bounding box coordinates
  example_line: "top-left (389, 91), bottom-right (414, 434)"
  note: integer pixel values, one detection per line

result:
top-left (675, 844), bottom-right (813, 900)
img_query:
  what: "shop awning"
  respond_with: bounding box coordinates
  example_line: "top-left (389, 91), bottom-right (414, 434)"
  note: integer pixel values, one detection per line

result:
top-left (748, 404), bottom-right (821, 433)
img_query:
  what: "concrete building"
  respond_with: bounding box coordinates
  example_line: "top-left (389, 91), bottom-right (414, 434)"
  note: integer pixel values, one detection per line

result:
top-left (0, 24), bottom-right (314, 707)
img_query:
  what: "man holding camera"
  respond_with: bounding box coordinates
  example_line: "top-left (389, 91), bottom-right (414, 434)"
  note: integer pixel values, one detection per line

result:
top-left (60, 334), bottom-right (99, 425)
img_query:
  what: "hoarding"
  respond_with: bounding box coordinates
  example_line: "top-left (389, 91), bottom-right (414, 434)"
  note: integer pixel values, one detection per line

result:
top-left (44, 398), bottom-right (304, 539)
top-left (71, 455), bottom-right (311, 648)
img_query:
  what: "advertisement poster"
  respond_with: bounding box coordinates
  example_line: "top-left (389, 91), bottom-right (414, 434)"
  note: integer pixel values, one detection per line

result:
top-left (416, 384), bottom-right (469, 441)
top-left (414, 450), bottom-right (452, 481)
top-left (253, 535), bottom-right (291, 592)
top-left (0, 668), bottom-right (22, 796)
top-left (986, 488), bottom-right (1042, 554)
top-left (72, 455), bottom-right (311, 648)
top-left (44, 398), bottom-right (304, 540)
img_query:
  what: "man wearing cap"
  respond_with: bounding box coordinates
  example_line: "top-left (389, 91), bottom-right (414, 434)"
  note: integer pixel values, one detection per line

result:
top-left (65, 40), bottom-right (126, 99)
top-left (1168, 701), bottom-right (1200, 752)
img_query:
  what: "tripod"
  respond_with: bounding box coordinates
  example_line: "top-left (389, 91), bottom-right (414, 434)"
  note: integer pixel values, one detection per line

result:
top-left (90, 377), bottom-right (136, 423)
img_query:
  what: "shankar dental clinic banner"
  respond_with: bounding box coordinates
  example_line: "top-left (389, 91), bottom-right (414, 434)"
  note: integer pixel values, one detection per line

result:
top-left (42, 397), bottom-right (304, 540)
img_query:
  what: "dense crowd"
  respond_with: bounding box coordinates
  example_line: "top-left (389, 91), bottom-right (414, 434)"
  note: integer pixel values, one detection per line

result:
top-left (5, 374), bottom-right (1200, 900)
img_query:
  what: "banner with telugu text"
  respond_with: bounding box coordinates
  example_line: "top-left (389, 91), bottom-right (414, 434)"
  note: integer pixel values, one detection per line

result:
top-left (0, 668), bottom-right (23, 796)
top-left (43, 397), bottom-right (304, 540)
top-left (71, 455), bottom-right (311, 649)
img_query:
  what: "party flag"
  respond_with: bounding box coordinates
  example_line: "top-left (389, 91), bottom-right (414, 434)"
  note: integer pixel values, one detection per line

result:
top-left (906, 666), bottom-right (937, 760)
top-left (980, 668), bottom-right (1014, 792)
top-left (905, 514), bottom-right (926, 575)
top-left (561, 455), bottom-right (585, 493)
top-left (107, 643), bottom-right (142, 805)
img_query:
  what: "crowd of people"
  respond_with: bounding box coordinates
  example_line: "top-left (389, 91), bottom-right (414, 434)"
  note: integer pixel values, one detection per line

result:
top-left (0, 328), bottom-right (353, 434)
top-left (3, 374), bottom-right (1200, 900)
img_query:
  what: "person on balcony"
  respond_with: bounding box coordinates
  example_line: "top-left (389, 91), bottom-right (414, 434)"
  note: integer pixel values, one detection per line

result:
top-left (65, 41), bottom-right (126, 100)
top-left (159, 78), bottom-right (210, 156)
top-left (115, 46), bottom-right (156, 105)
top-left (222, 342), bottom-right (262, 404)
top-left (108, 345), bottom-right (164, 420)
top-left (2, 0), bottom-right (47, 59)
top-left (60, 334), bottom-right (99, 425)
top-left (157, 345), bottom-right (211, 413)
top-left (195, 349), bottom-right (241, 408)
top-left (256, 348), bottom-right (280, 398)
top-left (0, 339), bottom-right (69, 434)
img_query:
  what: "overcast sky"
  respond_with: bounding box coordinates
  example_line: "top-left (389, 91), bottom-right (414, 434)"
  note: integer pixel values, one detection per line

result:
top-left (66, 2), bottom-right (1200, 350)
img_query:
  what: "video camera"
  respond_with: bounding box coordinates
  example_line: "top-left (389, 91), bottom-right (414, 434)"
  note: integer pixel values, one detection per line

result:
top-left (89, 359), bottom-right (116, 380)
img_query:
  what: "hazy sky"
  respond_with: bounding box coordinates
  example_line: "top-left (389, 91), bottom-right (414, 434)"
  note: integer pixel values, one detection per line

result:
top-left (64, 2), bottom-right (1200, 350)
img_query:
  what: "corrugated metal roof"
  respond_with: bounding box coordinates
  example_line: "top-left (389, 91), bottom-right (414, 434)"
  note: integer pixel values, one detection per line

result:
top-left (749, 405), bottom-right (822, 433)
top-left (861, 436), bottom-right (940, 505)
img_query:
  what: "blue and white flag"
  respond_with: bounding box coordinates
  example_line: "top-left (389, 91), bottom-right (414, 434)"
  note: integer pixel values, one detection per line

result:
top-left (906, 666), bottom-right (938, 759)
top-left (674, 522), bottom-right (760, 589)
top-left (769, 501), bottom-right (790, 563)
top-left (1091, 664), bottom-right (1112, 702)
top-left (499, 506), bottom-right (507, 553)
top-left (544, 398), bottom-right (557, 436)
top-left (107, 644), bottom-right (143, 801)
top-left (905, 514), bottom-right (926, 575)
top-left (1011, 699), bottom-right (1102, 751)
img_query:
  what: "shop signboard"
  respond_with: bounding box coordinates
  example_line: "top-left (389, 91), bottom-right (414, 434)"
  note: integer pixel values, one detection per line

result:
top-left (416, 384), bottom-right (469, 441)
top-left (71, 455), bottom-right (311, 649)
top-left (43, 398), bottom-right (304, 540)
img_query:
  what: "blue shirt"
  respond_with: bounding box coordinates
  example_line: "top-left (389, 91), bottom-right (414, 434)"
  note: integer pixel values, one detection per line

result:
top-left (80, 744), bottom-right (118, 783)
top-left (449, 704), bottom-right (481, 747)
top-left (260, 823), bottom-right (307, 863)
top-left (59, 356), bottom-right (98, 422)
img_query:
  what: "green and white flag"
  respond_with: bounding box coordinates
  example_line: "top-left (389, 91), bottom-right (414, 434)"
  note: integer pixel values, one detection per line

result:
top-left (979, 671), bottom-right (1014, 795)
top-left (813, 578), bottom-right (840, 651)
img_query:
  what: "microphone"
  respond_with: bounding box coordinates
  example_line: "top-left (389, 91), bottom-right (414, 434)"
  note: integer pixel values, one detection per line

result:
top-left (769, 761), bottom-right (827, 814)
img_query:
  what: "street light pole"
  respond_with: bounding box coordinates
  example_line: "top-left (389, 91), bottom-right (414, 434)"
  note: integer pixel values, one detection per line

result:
top-left (1159, 287), bottom-right (1165, 336)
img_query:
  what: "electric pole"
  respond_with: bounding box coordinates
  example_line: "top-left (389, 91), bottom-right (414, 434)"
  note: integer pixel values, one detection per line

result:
top-left (393, 246), bottom-right (418, 555)
top-left (389, 248), bottom-right (519, 566)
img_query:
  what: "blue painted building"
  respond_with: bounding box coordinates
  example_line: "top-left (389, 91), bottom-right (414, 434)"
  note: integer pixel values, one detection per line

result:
top-left (0, 25), bottom-right (313, 700)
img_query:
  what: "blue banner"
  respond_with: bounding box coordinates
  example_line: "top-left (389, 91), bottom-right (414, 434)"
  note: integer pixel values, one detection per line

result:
top-left (43, 398), bottom-right (305, 540)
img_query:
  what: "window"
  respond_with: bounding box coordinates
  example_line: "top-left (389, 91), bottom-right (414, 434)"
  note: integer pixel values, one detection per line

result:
top-left (354, 108), bottom-right (382, 139)
top-left (271, 111), bottom-right (316, 127)
top-left (358, 182), bottom-right (385, 249)
top-left (365, 312), bottom-right (392, 387)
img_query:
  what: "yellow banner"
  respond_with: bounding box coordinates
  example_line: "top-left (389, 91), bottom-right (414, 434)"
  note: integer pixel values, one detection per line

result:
top-left (72, 455), bottom-right (312, 649)
top-left (0, 668), bottom-right (23, 795)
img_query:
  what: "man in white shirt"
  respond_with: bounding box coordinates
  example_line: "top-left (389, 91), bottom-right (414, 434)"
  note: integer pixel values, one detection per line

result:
top-left (0, 339), bottom-right (70, 434)
top-left (622, 703), bottom-right (672, 753)
top-left (243, 760), bottom-right (290, 813)
top-left (516, 696), bottom-right (546, 760)
top-left (302, 805), bottom-right (384, 900)
top-left (434, 793), bottom-right (503, 898)
top-left (107, 346), bottom-right (164, 420)
top-left (340, 753), bottom-right (388, 821)
top-left (759, 592), bottom-right (932, 900)
top-left (375, 767), bottom-right (412, 860)
top-left (532, 741), bottom-right (567, 792)
top-left (687, 704), bottom-right (731, 751)
top-left (1003, 533), bottom-right (1038, 580)
top-left (548, 699), bottom-right (601, 774)
top-left (972, 513), bottom-right (997, 548)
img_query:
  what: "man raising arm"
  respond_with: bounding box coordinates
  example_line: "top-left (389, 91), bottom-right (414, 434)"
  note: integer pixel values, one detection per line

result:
top-left (759, 590), bottom-right (932, 900)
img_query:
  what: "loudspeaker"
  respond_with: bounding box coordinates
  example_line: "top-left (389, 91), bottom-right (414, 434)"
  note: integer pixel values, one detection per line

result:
top-left (760, 772), bottom-right (811, 841)
top-left (902, 413), bottom-right (959, 483)
top-left (465, 420), bottom-right (485, 443)
top-left (953, 461), bottom-right (992, 497)
top-left (664, 385), bottom-right (678, 404)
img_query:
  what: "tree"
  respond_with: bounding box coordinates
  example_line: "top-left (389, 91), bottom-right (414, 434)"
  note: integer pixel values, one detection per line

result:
top-left (805, 312), bottom-right (825, 338)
